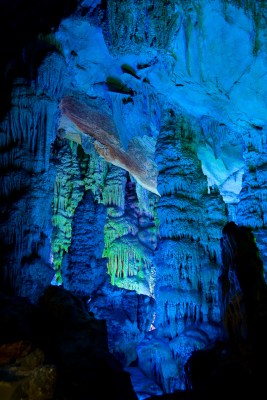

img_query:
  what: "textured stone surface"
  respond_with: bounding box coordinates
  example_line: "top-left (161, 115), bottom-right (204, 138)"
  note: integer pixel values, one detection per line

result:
top-left (1, 0), bottom-right (267, 398)
top-left (0, 286), bottom-right (139, 400)
top-left (183, 221), bottom-right (267, 400)
top-left (89, 280), bottom-right (155, 366)
top-left (62, 190), bottom-right (107, 294)
top-left (0, 55), bottom-right (63, 300)
top-left (61, 94), bottom-right (160, 195)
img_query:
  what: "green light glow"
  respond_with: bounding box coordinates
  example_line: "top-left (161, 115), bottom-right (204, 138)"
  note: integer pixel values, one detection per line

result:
top-left (102, 183), bottom-right (125, 208)
top-left (51, 139), bottom-right (110, 283)
top-left (103, 237), bottom-right (152, 286)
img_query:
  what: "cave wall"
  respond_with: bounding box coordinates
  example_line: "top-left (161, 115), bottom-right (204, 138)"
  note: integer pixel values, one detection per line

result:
top-left (1, 0), bottom-right (267, 395)
top-left (0, 53), bottom-right (65, 301)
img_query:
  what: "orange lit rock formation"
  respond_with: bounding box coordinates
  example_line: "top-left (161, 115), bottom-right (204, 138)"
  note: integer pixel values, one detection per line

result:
top-left (60, 95), bottom-right (160, 196)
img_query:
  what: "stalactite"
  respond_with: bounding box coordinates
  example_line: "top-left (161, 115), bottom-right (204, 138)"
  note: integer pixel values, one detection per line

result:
top-left (62, 189), bottom-right (107, 295)
top-left (142, 109), bottom-right (228, 391)
top-left (3, 83), bottom-right (59, 174)
top-left (136, 183), bottom-right (158, 217)
top-left (0, 147), bottom-right (16, 172)
top-left (36, 53), bottom-right (66, 99)
top-left (0, 48), bottom-right (64, 298)
top-left (200, 116), bottom-right (231, 159)
top-left (51, 140), bottom-right (85, 283)
top-left (236, 140), bottom-right (267, 274)
top-left (0, 172), bottom-right (25, 198)
top-left (80, 134), bottom-right (109, 200)
top-left (101, 164), bottom-right (127, 210)
top-left (104, 218), bottom-right (138, 249)
top-left (105, 238), bottom-right (152, 285)
top-left (101, 174), bottom-right (157, 296)
top-left (102, 183), bottom-right (125, 208)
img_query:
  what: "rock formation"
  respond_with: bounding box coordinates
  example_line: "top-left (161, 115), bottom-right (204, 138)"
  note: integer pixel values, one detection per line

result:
top-left (0, 286), bottom-right (138, 400)
top-left (1, 0), bottom-right (267, 398)
top-left (184, 221), bottom-right (267, 400)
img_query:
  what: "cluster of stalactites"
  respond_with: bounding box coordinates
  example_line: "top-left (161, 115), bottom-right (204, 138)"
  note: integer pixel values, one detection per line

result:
top-left (104, 219), bottom-right (138, 250)
top-left (0, 52), bottom-right (65, 295)
top-left (200, 116), bottom-right (234, 159)
top-left (101, 165), bottom-right (127, 209)
top-left (100, 165), bottom-right (158, 295)
top-left (103, 206), bottom-right (155, 289)
top-left (105, 239), bottom-right (151, 283)
top-left (1, 93), bottom-right (57, 199)
top-left (236, 132), bottom-right (267, 231)
top-left (51, 141), bottom-right (85, 283)
top-left (136, 182), bottom-right (159, 218)
top-left (153, 110), bottom-right (227, 338)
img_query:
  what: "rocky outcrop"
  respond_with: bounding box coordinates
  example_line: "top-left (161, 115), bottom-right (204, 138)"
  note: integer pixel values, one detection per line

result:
top-left (62, 190), bottom-right (107, 294)
top-left (0, 52), bottom-right (65, 301)
top-left (1, 0), bottom-right (267, 398)
top-left (143, 222), bottom-right (267, 399)
top-left (135, 110), bottom-right (226, 392)
top-left (102, 172), bottom-right (157, 294)
top-left (60, 94), bottom-right (160, 196)
top-left (0, 286), bottom-right (138, 400)
top-left (60, 171), bottom-right (157, 368)
top-left (183, 221), bottom-right (267, 400)
top-left (51, 138), bottom-right (86, 284)
top-left (236, 142), bottom-right (267, 278)
top-left (88, 280), bottom-right (155, 367)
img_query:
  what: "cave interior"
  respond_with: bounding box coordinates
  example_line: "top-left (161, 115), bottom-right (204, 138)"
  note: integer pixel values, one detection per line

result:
top-left (1, 1), bottom-right (267, 399)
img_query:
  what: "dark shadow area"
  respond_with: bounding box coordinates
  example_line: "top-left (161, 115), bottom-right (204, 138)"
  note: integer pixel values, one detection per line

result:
top-left (0, 0), bottom-right (78, 120)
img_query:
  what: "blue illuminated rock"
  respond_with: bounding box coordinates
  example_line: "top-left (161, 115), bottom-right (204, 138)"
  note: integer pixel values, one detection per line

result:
top-left (1, 0), bottom-right (267, 398)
